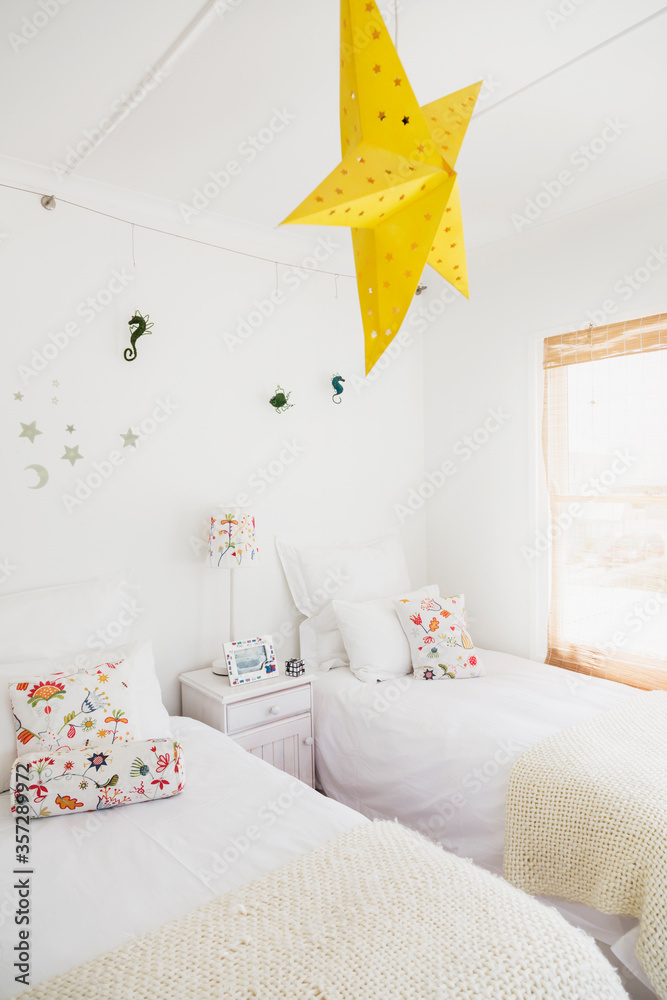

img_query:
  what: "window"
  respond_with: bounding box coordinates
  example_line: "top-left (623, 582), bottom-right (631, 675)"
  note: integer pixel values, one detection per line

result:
top-left (542, 314), bottom-right (667, 690)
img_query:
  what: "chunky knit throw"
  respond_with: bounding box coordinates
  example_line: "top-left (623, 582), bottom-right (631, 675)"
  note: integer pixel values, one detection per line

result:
top-left (505, 691), bottom-right (667, 1000)
top-left (19, 821), bottom-right (626, 999)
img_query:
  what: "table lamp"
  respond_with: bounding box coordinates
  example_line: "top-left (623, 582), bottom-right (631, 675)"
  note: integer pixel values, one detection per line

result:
top-left (208, 507), bottom-right (259, 675)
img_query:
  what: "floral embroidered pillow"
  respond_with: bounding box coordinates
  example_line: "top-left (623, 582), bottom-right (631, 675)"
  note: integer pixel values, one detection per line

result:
top-left (11, 738), bottom-right (185, 819)
top-left (394, 594), bottom-right (485, 680)
top-left (9, 659), bottom-right (137, 756)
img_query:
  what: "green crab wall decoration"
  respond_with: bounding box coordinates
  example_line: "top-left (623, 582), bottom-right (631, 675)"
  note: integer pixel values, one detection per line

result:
top-left (269, 386), bottom-right (293, 413)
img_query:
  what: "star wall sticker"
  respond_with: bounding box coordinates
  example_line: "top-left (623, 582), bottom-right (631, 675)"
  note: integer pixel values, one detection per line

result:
top-left (13, 392), bottom-right (24, 402)
top-left (282, 0), bottom-right (481, 373)
top-left (66, 424), bottom-right (76, 434)
top-left (121, 428), bottom-right (140, 448)
top-left (19, 421), bottom-right (42, 444)
top-left (61, 445), bottom-right (83, 466)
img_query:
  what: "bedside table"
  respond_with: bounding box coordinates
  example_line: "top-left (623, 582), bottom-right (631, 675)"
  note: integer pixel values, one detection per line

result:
top-left (179, 667), bottom-right (315, 788)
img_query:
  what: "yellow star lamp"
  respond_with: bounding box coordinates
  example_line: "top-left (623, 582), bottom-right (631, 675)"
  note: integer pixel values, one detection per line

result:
top-left (282, 0), bottom-right (481, 374)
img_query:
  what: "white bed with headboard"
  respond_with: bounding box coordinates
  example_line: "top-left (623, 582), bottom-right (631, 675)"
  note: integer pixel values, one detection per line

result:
top-left (276, 531), bottom-right (657, 996)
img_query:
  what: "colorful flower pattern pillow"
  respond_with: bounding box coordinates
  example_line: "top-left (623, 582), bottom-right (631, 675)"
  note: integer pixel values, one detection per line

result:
top-left (11, 738), bottom-right (185, 819)
top-left (9, 659), bottom-right (137, 756)
top-left (394, 594), bottom-right (485, 680)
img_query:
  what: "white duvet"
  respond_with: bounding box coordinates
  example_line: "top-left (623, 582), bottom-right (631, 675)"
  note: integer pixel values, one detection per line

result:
top-left (0, 717), bottom-right (364, 999)
top-left (312, 648), bottom-right (648, 969)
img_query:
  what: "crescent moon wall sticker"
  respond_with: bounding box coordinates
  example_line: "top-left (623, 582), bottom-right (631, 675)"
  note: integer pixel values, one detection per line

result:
top-left (25, 464), bottom-right (49, 489)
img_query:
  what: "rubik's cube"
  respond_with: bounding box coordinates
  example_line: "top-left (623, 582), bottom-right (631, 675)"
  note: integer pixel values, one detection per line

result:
top-left (285, 658), bottom-right (305, 677)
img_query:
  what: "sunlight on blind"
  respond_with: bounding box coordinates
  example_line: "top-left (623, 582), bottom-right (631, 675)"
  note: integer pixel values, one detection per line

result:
top-left (543, 313), bottom-right (667, 690)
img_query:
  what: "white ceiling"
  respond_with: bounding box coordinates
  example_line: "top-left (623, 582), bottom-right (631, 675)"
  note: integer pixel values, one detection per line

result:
top-left (1, 0), bottom-right (666, 249)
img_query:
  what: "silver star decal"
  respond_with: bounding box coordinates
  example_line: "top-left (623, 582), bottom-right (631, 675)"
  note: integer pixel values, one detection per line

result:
top-left (14, 392), bottom-right (24, 402)
top-left (66, 424), bottom-right (76, 434)
top-left (19, 421), bottom-right (42, 443)
top-left (121, 428), bottom-right (140, 448)
top-left (51, 397), bottom-right (59, 405)
top-left (61, 445), bottom-right (84, 466)
top-left (52, 380), bottom-right (60, 387)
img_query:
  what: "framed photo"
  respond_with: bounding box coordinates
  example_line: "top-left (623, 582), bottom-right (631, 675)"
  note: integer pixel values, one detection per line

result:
top-left (224, 635), bottom-right (277, 686)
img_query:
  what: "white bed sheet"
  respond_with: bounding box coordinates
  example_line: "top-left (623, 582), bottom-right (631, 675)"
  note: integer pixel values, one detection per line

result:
top-left (0, 716), bottom-right (365, 999)
top-left (312, 649), bottom-right (645, 953)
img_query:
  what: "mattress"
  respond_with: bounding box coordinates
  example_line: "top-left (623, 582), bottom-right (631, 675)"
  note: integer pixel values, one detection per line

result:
top-left (312, 649), bottom-right (647, 961)
top-left (0, 716), bottom-right (365, 999)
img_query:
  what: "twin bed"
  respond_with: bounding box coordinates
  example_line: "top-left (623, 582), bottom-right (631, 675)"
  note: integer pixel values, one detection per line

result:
top-left (0, 565), bottom-right (658, 998)
top-left (312, 649), bottom-right (653, 984)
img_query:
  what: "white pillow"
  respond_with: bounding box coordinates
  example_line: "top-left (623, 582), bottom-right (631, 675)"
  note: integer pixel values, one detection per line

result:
top-left (0, 640), bottom-right (171, 793)
top-left (333, 585), bottom-right (439, 683)
top-left (277, 531), bottom-right (411, 671)
top-left (0, 569), bottom-right (140, 662)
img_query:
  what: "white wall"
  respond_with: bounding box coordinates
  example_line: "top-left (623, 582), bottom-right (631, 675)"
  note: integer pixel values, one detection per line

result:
top-left (0, 183), bottom-right (427, 711)
top-left (422, 177), bottom-right (667, 661)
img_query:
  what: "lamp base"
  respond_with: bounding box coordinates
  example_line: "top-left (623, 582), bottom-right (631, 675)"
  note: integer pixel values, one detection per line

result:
top-left (212, 657), bottom-right (228, 676)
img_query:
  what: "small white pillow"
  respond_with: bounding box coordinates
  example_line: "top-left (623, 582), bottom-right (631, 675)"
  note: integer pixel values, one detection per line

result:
top-left (0, 568), bottom-right (140, 662)
top-left (333, 585), bottom-right (439, 683)
top-left (394, 594), bottom-right (485, 680)
top-left (277, 531), bottom-right (411, 671)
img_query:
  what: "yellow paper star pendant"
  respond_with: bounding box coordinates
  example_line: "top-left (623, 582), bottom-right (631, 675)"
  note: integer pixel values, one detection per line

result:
top-left (282, 0), bottom-right (482, 374)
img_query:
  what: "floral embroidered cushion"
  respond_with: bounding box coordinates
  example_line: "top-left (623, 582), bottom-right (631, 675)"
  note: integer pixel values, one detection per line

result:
top-left (393, 594), bottom-right (485, 680)
top-left (9, 659), bottom-right (137, 756)
top-left (11, 738), bottom-right (185, 819)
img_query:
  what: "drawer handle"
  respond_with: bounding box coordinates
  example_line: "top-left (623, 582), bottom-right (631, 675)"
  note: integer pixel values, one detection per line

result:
top-left (269, 705), bottom-right (281, 716)
top-left (304, 737), bottom-right (314, 746)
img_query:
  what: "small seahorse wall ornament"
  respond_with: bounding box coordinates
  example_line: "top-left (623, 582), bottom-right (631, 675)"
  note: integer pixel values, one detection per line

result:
top-left (124, 311), bottom-right (154, 361)
top-left (331, 374), bottom-right (345, 404)
top-left (269, 386), bottom-right (293, 413)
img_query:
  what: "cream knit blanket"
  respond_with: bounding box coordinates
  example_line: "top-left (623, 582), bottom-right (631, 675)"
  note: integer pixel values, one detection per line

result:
top-left (504, 690), bottom-right (667, 1000)
top-left (20, 821), bottom-right (626, 1000)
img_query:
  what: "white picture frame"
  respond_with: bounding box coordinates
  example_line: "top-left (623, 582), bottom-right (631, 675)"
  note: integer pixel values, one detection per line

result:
top-left (224, 635), bottom-right (278, 686)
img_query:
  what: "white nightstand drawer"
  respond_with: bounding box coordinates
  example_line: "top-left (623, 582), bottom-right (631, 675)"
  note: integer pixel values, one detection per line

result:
top-left (226, 684), bottom-right (310, 735)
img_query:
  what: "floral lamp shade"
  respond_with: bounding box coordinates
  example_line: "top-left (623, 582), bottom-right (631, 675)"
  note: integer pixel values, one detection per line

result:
top-left (209, 509), bottom-right (258, 569)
